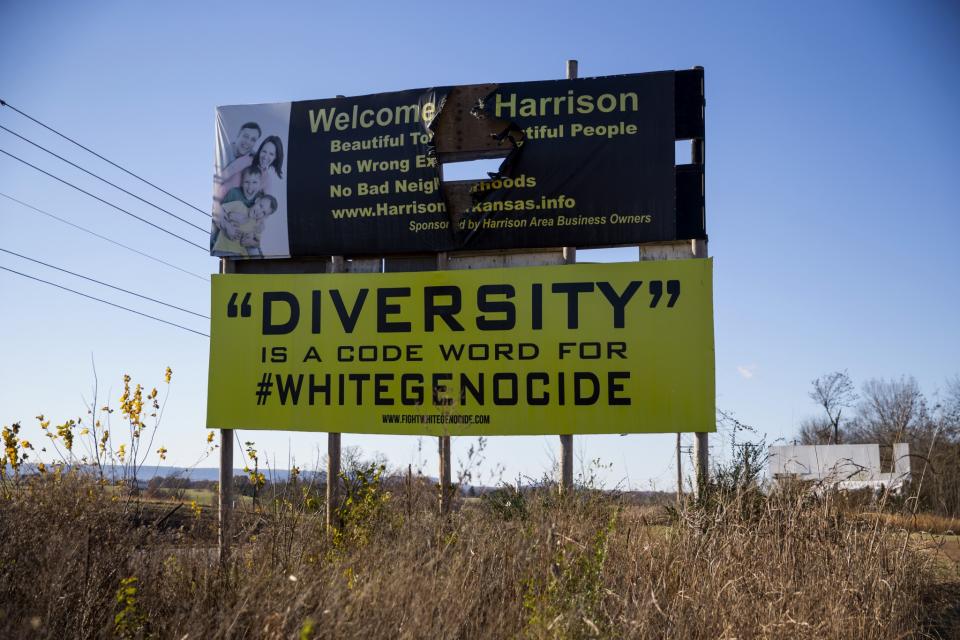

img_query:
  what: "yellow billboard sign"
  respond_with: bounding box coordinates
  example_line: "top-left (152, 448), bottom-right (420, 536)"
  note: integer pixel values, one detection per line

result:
top-left (207, 260), bottom-right (715, 435)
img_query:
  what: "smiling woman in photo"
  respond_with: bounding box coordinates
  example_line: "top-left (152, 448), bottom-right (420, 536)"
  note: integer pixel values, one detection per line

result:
top-left (253, 136), bottom-right (284, 190)
top-left (215, 135), bottom-right (285, 202)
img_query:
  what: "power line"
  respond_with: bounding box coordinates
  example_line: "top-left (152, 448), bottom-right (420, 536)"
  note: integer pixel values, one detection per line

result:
top-left (0, 264), bottom-right (208, 338)
top-left (1, 123), bottom-right (208, 232)
top-left (0, 192), bottom-right (208, 282)
top-left (0, 147), bottom-right (207, 251)
top-left (0, 247), bottom-right (209, 319)
top-left (0, 98), bottom-right (210, 219)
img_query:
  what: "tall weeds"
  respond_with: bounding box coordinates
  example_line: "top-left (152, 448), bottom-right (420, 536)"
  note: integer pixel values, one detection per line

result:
top-left (0, 467), bottom-right (954, 638)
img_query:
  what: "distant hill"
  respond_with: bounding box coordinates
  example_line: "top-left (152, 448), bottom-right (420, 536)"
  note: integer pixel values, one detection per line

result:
top-left (143, 466), bottom-right (326, 483)
top-left (148, 466), bottom-right (305, 482)
top-left (16, 464), bottom-right (324, 484)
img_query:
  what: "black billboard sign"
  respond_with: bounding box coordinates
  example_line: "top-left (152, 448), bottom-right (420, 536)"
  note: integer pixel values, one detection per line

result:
top-left (212, 70), bottom-right (704, 259)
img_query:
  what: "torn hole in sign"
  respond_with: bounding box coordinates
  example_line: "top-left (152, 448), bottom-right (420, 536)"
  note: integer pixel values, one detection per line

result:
top-left (440, 158), bottom-right (506, 182)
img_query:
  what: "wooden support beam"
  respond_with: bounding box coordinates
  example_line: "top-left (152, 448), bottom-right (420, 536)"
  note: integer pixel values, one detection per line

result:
top-left (559, 59), bottom-right (578, 495)
top-left (218, 258), bottom-right (235, 563)
top-left (218, 428), bottom-right (233, 563)
top-left (327, 255), bottom-right (344, 531)
top-left (439, 431), bottom-right (452, 515)
top-left (327, 431), bottom-right (341, 530)
top-left (560, 434), bottom-right (574, 494)
top-left (694, 432), bottom-right (709, 497)
top-left (676, 433), bottom-right (683, 503)
top-left (437, 251), bottom-right (453, 514)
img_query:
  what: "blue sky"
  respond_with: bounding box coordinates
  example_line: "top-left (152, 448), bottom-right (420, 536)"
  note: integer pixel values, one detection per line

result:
top-left (1, 1), bottom-right (957, 489)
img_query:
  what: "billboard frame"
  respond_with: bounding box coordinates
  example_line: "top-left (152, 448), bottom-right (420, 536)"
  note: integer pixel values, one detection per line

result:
top-left (214, 62), bottom-right (709, 561)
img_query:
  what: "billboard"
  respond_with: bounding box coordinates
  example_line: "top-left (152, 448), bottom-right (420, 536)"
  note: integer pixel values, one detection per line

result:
top-left (206, 259), bottom-right (715, 435)
top-left (211, 70), bottom-right (705, 258)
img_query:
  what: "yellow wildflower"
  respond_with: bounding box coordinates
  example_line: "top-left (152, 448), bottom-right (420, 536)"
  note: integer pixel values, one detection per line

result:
top-left (56, 420), bottom-right (75, 451)
top-left (120, 379), bottom-right (145, 428)
top-left (164, 367), bottom-right (172, 384)
top-left (3, 423), bottom-right (21, 471)
top-left (156, 446), bottom-right (167, 460)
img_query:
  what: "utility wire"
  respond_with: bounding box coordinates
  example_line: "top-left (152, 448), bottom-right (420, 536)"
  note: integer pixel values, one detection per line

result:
top-left (0, 123), bottom-right (208, 232)
top-left (0, 98), bottom-right (211, 219)
top-left (0, 147), bottom-right (207, 250)
top-left (0, 247), bottom-right (209, 319)
top-left (0, 192), bottom-right (208, 282)
top-left (0, 264), bottom-right (209, 337)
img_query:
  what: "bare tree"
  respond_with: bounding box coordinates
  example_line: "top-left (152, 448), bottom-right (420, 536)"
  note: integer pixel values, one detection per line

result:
top-left (941, 375), bottom-right (960, 435)
top-left (797, 416), bottom-right (834, 445)
top-left (796, 373), bottom-right (960, 515)
top-left (848, 376), bottom-right (928, 445)
top-left (808, 370), bottom-right (857, 444)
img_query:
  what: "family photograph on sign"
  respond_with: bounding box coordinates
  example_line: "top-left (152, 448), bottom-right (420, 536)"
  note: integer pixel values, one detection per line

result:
top-left (212, 103), bottom-right (291, 258)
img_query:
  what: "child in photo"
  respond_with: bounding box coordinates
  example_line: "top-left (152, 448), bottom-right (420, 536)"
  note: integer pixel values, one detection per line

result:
top-left (211, 165), bottom-right (261, 254)
top-left (212, 194), bottom-right (278, 257)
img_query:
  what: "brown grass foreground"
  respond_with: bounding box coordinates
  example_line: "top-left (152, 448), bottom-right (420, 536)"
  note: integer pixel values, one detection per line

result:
top-left (1, 471), bottom-right (958, 639)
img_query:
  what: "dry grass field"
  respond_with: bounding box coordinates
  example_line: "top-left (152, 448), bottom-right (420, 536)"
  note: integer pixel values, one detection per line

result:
top-left (1, 466), bottom-right (958, 639)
